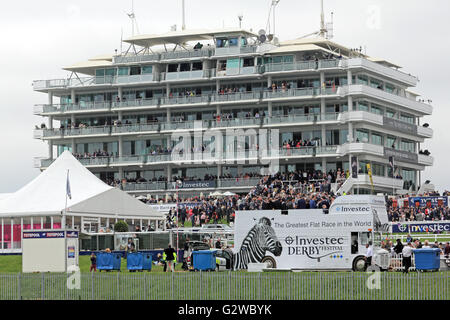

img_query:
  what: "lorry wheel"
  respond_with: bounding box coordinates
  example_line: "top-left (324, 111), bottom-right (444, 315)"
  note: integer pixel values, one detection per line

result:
top-left (261, 256), bottom-right (276, 268)
top-left (352, 256), bottom-right (366, 272)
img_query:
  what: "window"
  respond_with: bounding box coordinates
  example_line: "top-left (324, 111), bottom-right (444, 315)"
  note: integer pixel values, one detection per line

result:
top-left (95, 69), bottom-right (105, 77)
top-left (216, 38), bottom-right (227, 48)
top-left (400, 139), bottom-right (415, 153)
top-left (372, 163), bottom-right (385, 176)
top-left (227, 58), bottom-right (240, 69)
top-left (357, 101), bottom-right (369, 112)
top-left (218, 60), bottom-right (227, 71)
top-left (386, 109), bottom-right (395, 118)
top-left (192, 62), bottom-right (203, 71)
top-left (371, 104), bottom-right (383, 115)
top-left (168, 64), bottom-right (178, 72)
top-left (180, 63), bottom-right (190, 72)
top-left (118, 67), bottom-right (129, 76)
top-left (371, 132), bottom-right (383, 146)
top-left (142, 66), bottom-right (153, 74)
top-left (242, 58), bottom-right (254, 67)
top-left (387, 136), bottom-right (396, 149)
top-left (370, 78), bottom-right (383, 89)
top-left (130, 66), bottom-right (141, 76)
top-left (229, 38), bottom-right (238, 47)
top-left (385, 83), bottom-right (395, 94)
top-left (355, 129), bottom-right (369, 143)
top-left (400, 113), bottom-right (414, 124)
top-left (356, 75), bottom-right (368, 85)
top-left (283, 55), bottom-right (294, 63)
top-left (105, 68), bottom-right (116, 77)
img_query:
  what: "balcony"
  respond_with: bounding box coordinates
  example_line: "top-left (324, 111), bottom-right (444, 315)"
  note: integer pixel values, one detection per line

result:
top-left (343, 85), bottom-right (433, 115)
top-left (161, 70), bottom-right (206, 81)
top-left (160, 95), bottom-right (210, 107)
top-left (111, 98), bottom-right (159, 110)
top-left (337, 143), bottom-right (385, 157)
top-left (214, 66), bottom-right (261, 77)
top-left (121, 178), bottom-right (261, 193)
top-left (116, 74), bottom-right (155, 84)
top-left (111, 123), bottom-right (159, 135)
top-left (417, 125), bottom-right (433, 138)
top-left (263, 61), bottom-right (317, 73)
top-left (214, 45), bottom-right (257, 56)
top-left (210, 91), bottom-right (262, 104)
top-left (113, 54), bottom-right (160, 64)
top-left (418, 154), bottom-right (434, 166)
top-left (263, 87), bottom-right (338, 101)
top-left (160, 49), bottom-right (213, 61)
top-left (41, 126), bottom-right (111, 139)
top-left (343, 58), bottom-right (417, 86)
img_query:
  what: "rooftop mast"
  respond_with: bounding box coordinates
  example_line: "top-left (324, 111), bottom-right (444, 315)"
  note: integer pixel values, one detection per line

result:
top-left (182, 0), bottom-right (186, 30)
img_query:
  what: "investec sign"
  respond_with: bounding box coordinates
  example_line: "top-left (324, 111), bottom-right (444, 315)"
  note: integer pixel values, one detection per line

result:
top-left (335, 205), bottom-right (371, 213)
top-left (392, 222), bottom-right (450, 233)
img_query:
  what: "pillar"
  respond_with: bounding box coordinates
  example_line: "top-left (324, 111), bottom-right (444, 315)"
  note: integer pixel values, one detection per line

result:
top-left (30, 217), bottom-right (33, 230)
top-left (321, 98), bottom-right (326, 116)
top-left (322, 158), bottom-right (327, 173)
top-left (268, 101), bottom-right (273, 117)
top-left (118, 87), bottom-right (123, 100)
top-left (51, 216), bottom-right (54, 229)
top-left (348, 96), bottom-right (353, 111)
top-left (72, 216), bottom-right (75, 229)
top-left (216, 79), bottom-right (220, 92)
top-left (71, 89), bottom-right (76, 104)
top-left (167, 108), bottom-right (171, 123)
top-left (167, 163), bottom-right (172, 182)
top-left (48, 91), bottom-right (53, 105)
top-left (321, 125), bottom-right (326, 146)
top-left (119, 136), bottom-right (123, 157)
top-left (347, 70), bottom-right (353, 85)
top-left (267, 76), bottom-right (272, 88)
top-left (320, 71), bottom-right (325, 89)
top-left (166, 83), bottom-right (171, 98)
top-left (348, 122), bottom-right (353, 143)
top-left (118, 111), bottom-right (123, 122)
top-left (48, 141), bottom-right (54, 160)
top-left (71, 138), bottom-right (76, 154)
top-left (48, 116), bottom-right (53, 130)
top-left (41, 217), bottom-right (43, 229)
top-left (216, 105), bottom-right (221, 116)
top-left (119, 167), bottom-right (124, 180)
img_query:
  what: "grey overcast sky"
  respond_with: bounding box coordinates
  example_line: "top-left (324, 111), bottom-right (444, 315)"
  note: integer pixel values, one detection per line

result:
top-left (0, 0), bottom-right (449, 193)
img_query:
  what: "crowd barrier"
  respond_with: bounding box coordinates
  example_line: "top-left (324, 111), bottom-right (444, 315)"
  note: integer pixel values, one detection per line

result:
top-left (0, 271), bottom-right (448, 300)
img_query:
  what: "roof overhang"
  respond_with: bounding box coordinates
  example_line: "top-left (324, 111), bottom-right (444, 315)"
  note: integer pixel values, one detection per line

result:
top-left (63, 59), bottom-right (113, 76)
top-left (124, 28), bottom-right (258, 48)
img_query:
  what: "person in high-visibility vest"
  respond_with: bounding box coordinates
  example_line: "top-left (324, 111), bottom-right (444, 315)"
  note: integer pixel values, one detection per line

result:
top-left (164, 244), bottom-right (176, 272)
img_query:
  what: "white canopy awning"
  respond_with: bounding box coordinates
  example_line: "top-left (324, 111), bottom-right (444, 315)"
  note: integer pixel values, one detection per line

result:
top-left (0, 151), bottom-right (163, 219)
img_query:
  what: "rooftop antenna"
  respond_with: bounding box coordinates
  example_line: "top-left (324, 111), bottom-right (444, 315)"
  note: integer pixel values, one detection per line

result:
top-left (319, 0), bottom-right (326, 37)
top-left (181, 0), bottom-right (186, 30)
top-left (272, 0), bottom-right (281, 36)
top-left (126, 0), bottom-right (140, 36)
top-left (238, 14), bottom-right (243, 29)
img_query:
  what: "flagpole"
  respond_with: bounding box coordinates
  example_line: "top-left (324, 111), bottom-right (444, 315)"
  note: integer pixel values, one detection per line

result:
top-left (64, 169), bottom-right (69, 232)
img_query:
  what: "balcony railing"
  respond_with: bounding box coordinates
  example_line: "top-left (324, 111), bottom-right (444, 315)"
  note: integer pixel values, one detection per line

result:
top-left (111, 98), bottom-right (159, 109)
top-left (214, 45), bottom-right (258, 56)
top-left (160, 49), bottom-right (213, 60)
top-left (160, 95), bottom-right (209, 106)
top-left (210, 91), bottom-right (262, 103)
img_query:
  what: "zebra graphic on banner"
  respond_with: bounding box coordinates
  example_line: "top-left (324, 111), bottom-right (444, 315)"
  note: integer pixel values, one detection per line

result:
top-left (233, 217), bottom-right (283, 270)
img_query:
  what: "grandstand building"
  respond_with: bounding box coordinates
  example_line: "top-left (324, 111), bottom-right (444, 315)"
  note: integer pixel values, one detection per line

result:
top-left (33, 28), bottom-right (434, 196)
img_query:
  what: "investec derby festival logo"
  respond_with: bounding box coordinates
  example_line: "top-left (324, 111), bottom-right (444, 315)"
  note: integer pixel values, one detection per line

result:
top-left (398, 224), bottom-right (408, 232)
top-left (284, 236), bottom-right (344, 262)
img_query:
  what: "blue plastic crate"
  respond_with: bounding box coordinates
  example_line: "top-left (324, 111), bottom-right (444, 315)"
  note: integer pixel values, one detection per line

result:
top-left (192, 250), bottom-right (217, 271)
top-left (127, 252), bottom-right (143, 270)
top-left (414, 248), bottom-right (440, 271)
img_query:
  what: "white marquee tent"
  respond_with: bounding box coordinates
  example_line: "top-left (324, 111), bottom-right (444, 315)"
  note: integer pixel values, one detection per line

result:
top-left (0, 151), bottom-right (164, 252)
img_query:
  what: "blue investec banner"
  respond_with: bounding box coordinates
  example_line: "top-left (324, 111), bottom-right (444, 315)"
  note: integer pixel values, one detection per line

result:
top-left (392, 222), bottom-right (450, 233)
top-left (408, 196), bottom-right (448, 208)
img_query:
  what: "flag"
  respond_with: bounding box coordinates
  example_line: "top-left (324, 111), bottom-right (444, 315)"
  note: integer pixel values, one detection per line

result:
top-left (366, 163), bottom-right (374, 193)
top-left (66, 170), bottom-right (72, 200)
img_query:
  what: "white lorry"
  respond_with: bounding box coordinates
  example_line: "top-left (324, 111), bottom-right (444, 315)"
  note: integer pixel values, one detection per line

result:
top-left (233, 195), bottom-right (391, 271)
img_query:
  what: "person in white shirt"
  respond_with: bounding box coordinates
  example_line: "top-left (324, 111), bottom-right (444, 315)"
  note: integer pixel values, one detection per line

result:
top-left (422, 240), bottom-right (431, 249)
top-left (365, 241), bottom-right (373, 270)
top-left (402, 242), bottom-right (414, 274)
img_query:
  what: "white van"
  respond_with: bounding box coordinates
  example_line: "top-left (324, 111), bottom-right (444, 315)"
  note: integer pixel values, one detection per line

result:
top-left (233, 195), bottom-right (391, 271)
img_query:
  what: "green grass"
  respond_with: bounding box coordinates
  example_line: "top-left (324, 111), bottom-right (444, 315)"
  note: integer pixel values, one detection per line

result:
top-left (0, 255), bottom-right (184, 273)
